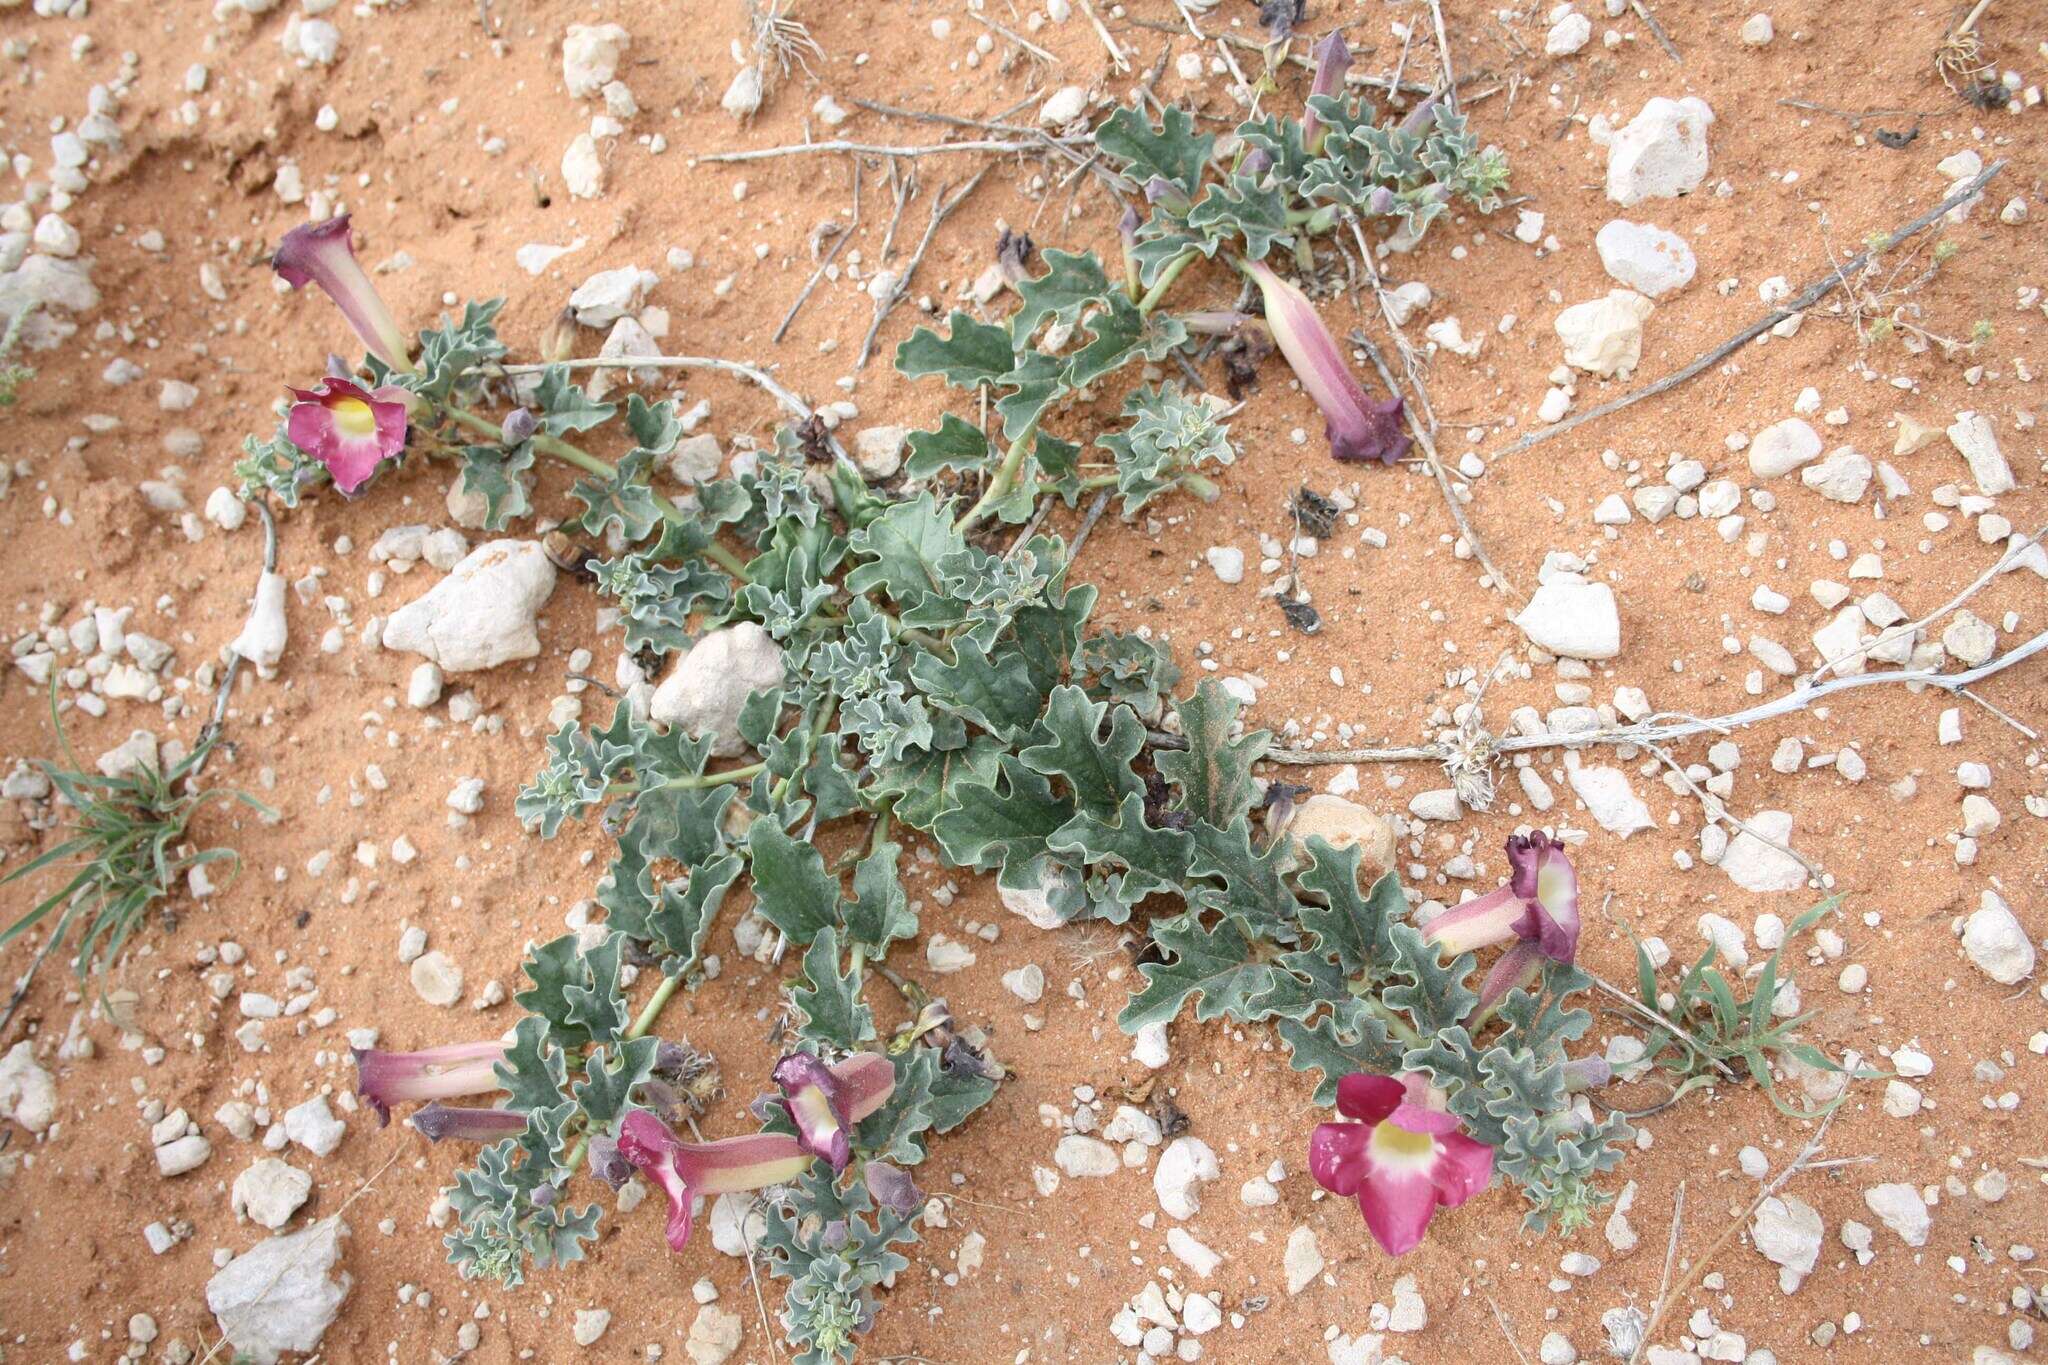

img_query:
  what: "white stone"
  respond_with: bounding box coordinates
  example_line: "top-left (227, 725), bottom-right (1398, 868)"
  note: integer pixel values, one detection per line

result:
top-left (1697, 913), bottom-right (1750, 970)
top-left (1606, 96), bottom-right (1714, 205)
top-left (1748, 418), bottom-right (1822, 478)
top-left (561, 23), bottom-right (630, 98)
top-left (1133, 1021), bottom-right (1171, 1069)
top-left (1801, 447), bottom-right (1871, 502)
top-left (1284, 1225), bottom-right (1324, 1295)
top-left (205, 1219), bottom-right (350, 1364)
top-left (409, 951), bottom-right (464, 1007)
top-left (1002, 964), bottom-right (1045, 1002)
top-left (853, 425), bottom-right (908, 480)
top-left (1167, 1226), bottom-right (1223, 1276)
top-left (1945, 413), bottom-right (2015, 495)
top-left (1719, 810), bottom-right (1806, 892)
top-left (1388, 1273), bottom-right (1427, 1331)
top-left (1514, 577), bottom-right (1621, 659)
top-left (1962, 891), bottom-right (2034, 985)
top-left (1751, 1194), bottom-right (1823, 1293)
top-left (1205, 545), bottom-right (1245, 584)
top-left (1811, 605), bottom-right (1868, 675)
top-left (1556, 289), bottom-right (1654, 377)
top-left (1545, 10), bottom-right (1592, 55)
top-left (649, 623), bottom-right (786, 758)
top-left (1863, 1183), bottom-right (1930, 1246)
top-left (561, 134), bottom-right (604, 199)
top-left (381, 541), bottom-right (556, 673)
top-left (1568, 763), bottom-right (1653, 836)
top-left (1740, 13), bottom-right (1775, 44)
top-left (686, 1303), bottom-right (742, 1365)
top-left (1182, 1293), bottom-right (1223, 1335)
top-left (998, 878), bottom-right (1063, 930)
top-left (1594, 220), bottom-right (1695, 297)
top-left (232, 1158), bottom-right (313, 1230)
top-left (924, 934), bottom-right (976, 974)
top-left (573, 1308), bottom-right (612, 1346)
top-left (283, 1096), bottom-right (346, 1157)
top-left (720, 66), bottom-right (763, 120)
top-left (1039, 85), bottom-right (1088, 126)
top-left (569, 265), bottom-right (657, 326)
top-left (156, 1133), bottom-right (213, 1176)
top-left (1153, 1136), bottom-right (1219, 1219)
top-left (1054, 1134), bottom-right (1119, 1178)
top-left (1384, 280), bottom-right (1433, 325)
top-left (1593, 492), bottom-right (1631, 524)
top-left (0, 1042), bottom-right (57, 1132)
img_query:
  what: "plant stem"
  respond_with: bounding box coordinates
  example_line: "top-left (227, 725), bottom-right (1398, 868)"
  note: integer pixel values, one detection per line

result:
top-left (1138, 248), bottom-right (1199, 316)
top-left (627, 973), bottom-right (682, 1042)
top-left (956, 419), bottom-right (1038, 532)
top-left (441, 404), bottom-right (749, 578)
top-left (1360, 996), bottom-right (1423, 1047)
top-left (606, 761), bottom-right (766, 797)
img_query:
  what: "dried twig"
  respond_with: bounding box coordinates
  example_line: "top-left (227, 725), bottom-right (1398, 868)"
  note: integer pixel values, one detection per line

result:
top-left (701, 137), bottom-right (1088, 163)
top-left (1076, 0), bottom-right (1130, 71)
top-left (967, 10), bottom-right (1058, 65)
top-left (1065, 489), bottom-right (1114, 561)
top-left (1629, 0), bottom-right (1683, 63)
top-left (1809, 522), bottom-right (2044, 685)
top-left (1644, 740), bottom-right (1823, 879)
top-left (774, 160), bottom-right (862, 343)
top-left (1493, 160), bottom-right (2005, 460)
top-left (1777, 98), bottom-right (1935, 126)
top-left (858, 167), bottom-right (990, 366)
top-left (1485, 1295), bottom-right (1535, 1365)
top-left (1628, 1111), bottom-right (1838, 1365)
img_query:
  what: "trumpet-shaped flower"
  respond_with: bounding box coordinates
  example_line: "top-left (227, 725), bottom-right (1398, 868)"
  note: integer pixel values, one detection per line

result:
top-left (771, 1051), bottom-right (899, 1175)
top-left (1300, 31), bottom-right (1353, 154)
top-left (1244, 259), bottom-right (1411, 466)
top-left (353, 1040), bottom-right (509, 1125)
top-left (412, 1102), bottom-right (527, 1143)
top-left (286, 377), bottom-right (409, 495)
top-left (1422, 832), bottom-right (1581, 1008)
top-left (1308, 1072), bottom-right (1495, 1256)
top-left (271, 215), bottom-right (414, 372)
top-left (615, 1109), bottom-right (814, 1252)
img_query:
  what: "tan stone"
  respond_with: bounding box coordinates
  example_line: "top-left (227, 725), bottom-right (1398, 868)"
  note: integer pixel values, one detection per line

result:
top-left (1279, 794), bottom-right (1397, 883)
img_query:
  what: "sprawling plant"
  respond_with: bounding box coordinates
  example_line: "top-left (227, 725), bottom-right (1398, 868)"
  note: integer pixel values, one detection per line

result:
top-left (222, 46), bottom-right (1860, 1361)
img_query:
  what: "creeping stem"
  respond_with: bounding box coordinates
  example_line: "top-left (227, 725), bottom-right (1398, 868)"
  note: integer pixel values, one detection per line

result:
top-left (441, 405), bottom-right (750, 579)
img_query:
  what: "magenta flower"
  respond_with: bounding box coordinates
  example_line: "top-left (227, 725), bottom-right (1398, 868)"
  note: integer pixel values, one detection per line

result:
top-left (772, 1051), bottom-right (899, 1175)
top-left (1309, 1072), bottom-right (1495, 1256)
top-left (615, 1109), bottom-right (814, 1252)
top-left (1422, 832), bottom-right (1581, 1009)
top-left (286, 376), bottom-right (410, 495)
top-left (1243, 259), bottom-right (1410, 465)
top-left (353, 1039), bottom-right (509, 1125)
top-left (271, 215), bottom-right (415, 372)
top-left (1300, 31), bottom-right (1353, 154)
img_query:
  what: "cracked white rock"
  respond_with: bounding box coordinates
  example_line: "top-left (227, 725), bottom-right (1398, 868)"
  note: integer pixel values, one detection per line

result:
top-left (561, 134), bottom-right (604, 199)
top-left (568, 265), bottom-right (657, 326)
top-left (720, 65), bottom-right (764, 120)
top-left (1567, 762), bottom-right (1653, 836)
top-left (0, 1042), bottom-right (57, 1133)
top-left (1054, 1134), bottom-right (1119, 1178)
top-left (1284, 1225), bottom-right (1324, 1295)
top-left (1863, 1183), bottom-right (1930, 1246)
top-left (1039, 85), bottom-right (1088, 126)
top-left (1556, 289), bottom-right (1654, 377)
top-left (1752, 1194), bottom-right (1823, 1293)
top-left (382, 541), bottom-right (557, 673)
top-left (233, 1158), bottom-right (313, 1230)
top-left (231, 571), bottom-right (289, 671)
top-left (1801, 446), bottom-right (1871, 503)
top-left (1718, 810), bottom-right (1807, 892)
top-left (1748, 418), bottom-right (1823, 478)
top-left (1514, 577), bottom-right (1621, 660)
top-left (1153, 1136), bottom-right (1219, 1219)
top-left (561, 23), bottom-right (630, 98)
top-left (686, 1303), bottom-right (742, 1365)
top-left (206, 1219), bottom-right (350, 1364)
top-left (1945, 412), bottom-right (2015, 495)
top-left (1594, 220), bottom-right (1695, 297)
top-left (649, 623), bottom-right (786, 758)
top-left (283, 1096), bottom-right (346, 1157)
top-left (1961, 890), bottom-right (2034, 984)
top-left (409, 950), bottom-right (464, 1007)
top-left (1606, 96), bottom-right (1714, 205)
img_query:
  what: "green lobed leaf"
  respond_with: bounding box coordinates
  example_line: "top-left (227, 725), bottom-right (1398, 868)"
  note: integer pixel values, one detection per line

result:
top-left (843, 841), bottom-right (918, 954)
top-left (792, 927), bottom-right (874, 1049)
top-left (747, 816), bottom-right (844, 948)
top-left (1019, 685), bottom-right (1145, 817)
top-left (458, 441), bottom-right (537, 531)
top-left (533, 363), bottom-right (617, 435)
top-left (894, 311), bottom-right (1017, 388)
top-left (1095, 104), bottom-right (1215, 200)
top-left (1012, 247), bottom-right (1114, 339)
top-left (1119, 911), bottom-right (1286, 1031)
top-left (1279, 1007), bottom-right (1403, 1105)
top-left (1156, 681), bottom-right (1267, 828)
top-left (903, 414), bottom-right (994, 480)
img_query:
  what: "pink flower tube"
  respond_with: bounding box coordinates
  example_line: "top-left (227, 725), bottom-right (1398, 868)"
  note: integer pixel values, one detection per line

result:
top-left (1300, 31), bottom-right (1353, 155)
top-left (1308, 1072), bottom-right (1495, 1255)
top-left (615, 1110), bottom-right (814, 1252)
top-left (1244, 259), bottom-right (1411, 465)
top-left (271, 215), bottom-right (415, 372)
top-left (353, 1040), bottom-right (510, 1125)
top-left (286, 376), bottom-right (410, 495)
top-left (1422, 832), bottom-right (1581, 1009)
top-left (771, 1051), bottom-right (899, 1175)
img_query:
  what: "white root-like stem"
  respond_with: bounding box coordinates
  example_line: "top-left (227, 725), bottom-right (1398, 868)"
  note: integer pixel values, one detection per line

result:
top-left (698, 137), bottom-right (1090, 164)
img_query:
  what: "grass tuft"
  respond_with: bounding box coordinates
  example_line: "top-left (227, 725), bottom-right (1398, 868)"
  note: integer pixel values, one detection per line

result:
top-left (2, 686), bottom-right (268, 1026)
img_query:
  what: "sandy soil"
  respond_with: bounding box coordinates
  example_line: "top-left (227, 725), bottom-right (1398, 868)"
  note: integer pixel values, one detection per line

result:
top-left (1, 1), bottom-right (2043, 1362)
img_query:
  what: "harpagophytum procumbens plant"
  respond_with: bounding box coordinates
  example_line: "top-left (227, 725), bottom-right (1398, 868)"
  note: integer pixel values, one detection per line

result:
top-left (235, 39), bottom-right (1855, 1359)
